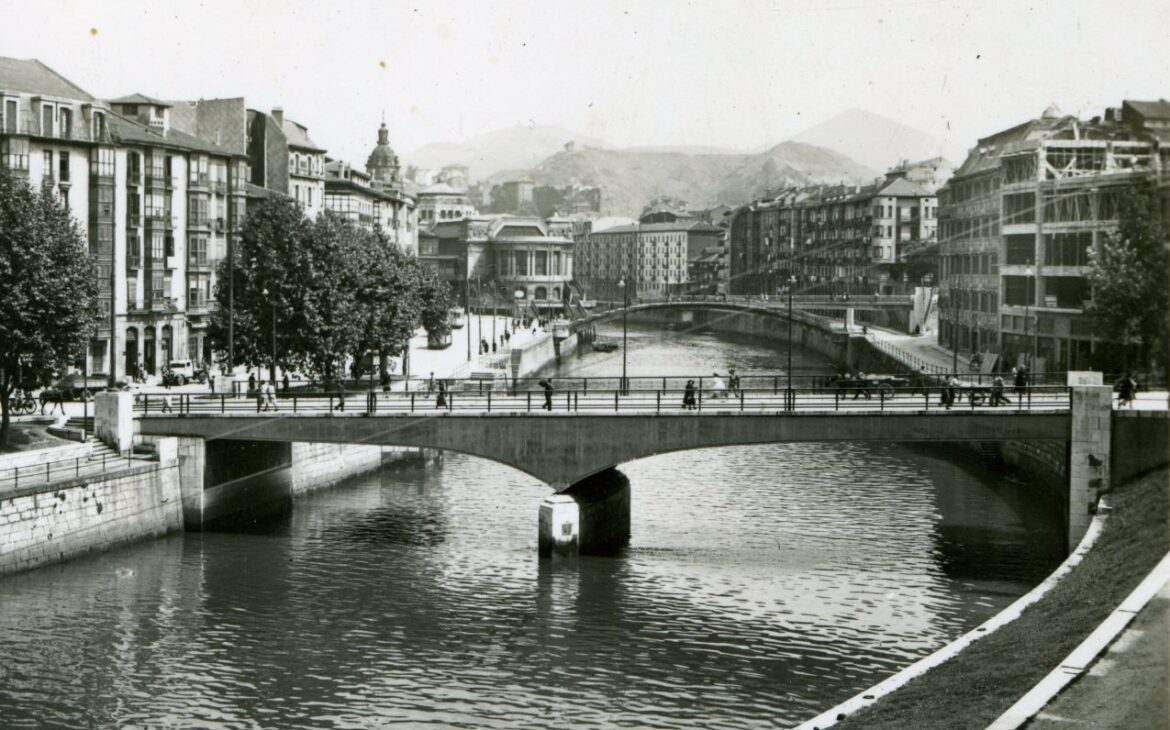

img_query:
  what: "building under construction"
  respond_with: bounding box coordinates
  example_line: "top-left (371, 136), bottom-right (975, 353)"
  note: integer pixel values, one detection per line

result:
top-left (938, 100), bottom-right (1170, 373)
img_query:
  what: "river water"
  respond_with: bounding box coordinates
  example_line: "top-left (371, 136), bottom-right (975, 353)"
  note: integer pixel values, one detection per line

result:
top-left (0, 324), bottom-right (1065, 729)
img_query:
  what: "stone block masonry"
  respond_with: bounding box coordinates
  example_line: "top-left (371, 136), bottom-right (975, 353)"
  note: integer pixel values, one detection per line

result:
top-left (0, 462), bottom-right (182, 576)
top-left (288, 443), bottom-right (387, 496)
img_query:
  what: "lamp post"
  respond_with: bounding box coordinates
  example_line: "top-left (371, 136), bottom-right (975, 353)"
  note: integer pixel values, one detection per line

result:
top-left (465, 272), bottom-right (472, 362)
top-left (1024, 264), bottom-right (1034, 369)
top-left (786, 275), bottom-right (795, 410)
top-left (618, 275), bottom-right (629, 395)
top-left (262, 288), bottom-right (275, 383)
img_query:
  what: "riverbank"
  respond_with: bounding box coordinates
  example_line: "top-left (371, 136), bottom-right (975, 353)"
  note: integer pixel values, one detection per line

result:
top-left (828, 466), bottom-right (1169, 729)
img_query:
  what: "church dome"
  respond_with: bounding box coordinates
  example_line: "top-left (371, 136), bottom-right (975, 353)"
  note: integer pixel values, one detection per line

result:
top-left (366, 122), bottom-right (401, 185)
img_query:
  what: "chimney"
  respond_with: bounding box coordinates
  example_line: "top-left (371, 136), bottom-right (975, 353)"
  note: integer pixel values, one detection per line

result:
top-left (271, 107), bottom-right (284, 126)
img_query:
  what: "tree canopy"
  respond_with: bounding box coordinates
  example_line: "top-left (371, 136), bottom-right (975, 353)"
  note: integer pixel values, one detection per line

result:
top-left (0, 167), bottom-right (99, 448)
top-left (1085, 181), bottom-right (1170, 374)
top-left (209, 197), bottom-right (452, 385)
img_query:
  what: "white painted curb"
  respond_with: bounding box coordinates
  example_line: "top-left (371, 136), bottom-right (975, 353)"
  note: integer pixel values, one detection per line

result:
top-left (986, 546), bottom-right (1170, 729)
top-left (794, 503), bottom-right (1110, 730)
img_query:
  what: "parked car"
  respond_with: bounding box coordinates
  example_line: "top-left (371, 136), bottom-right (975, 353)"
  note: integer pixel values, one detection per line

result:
top-left (52, 373), bottom-right (111, 400)
top-left (167, 359), bottom-right (198, 384)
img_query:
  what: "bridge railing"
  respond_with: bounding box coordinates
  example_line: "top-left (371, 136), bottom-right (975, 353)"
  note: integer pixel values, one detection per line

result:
top-left (135, 384), bottom-right (1071, 417)
top-left (0, 450), bottom-right (139, 492)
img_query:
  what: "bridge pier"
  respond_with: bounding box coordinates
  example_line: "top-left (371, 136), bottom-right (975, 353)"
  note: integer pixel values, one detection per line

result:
top-left (1068, 385), bottom-right (1112, 552)
top-left (538, 468), bottom-right (631, 558)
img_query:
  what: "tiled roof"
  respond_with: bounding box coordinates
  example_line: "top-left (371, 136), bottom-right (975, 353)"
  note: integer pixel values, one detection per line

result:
top-left (593, 221), bottom-right (723, 235)
top-left (0, 57), bottom-right (96, 101)
top-left (108, 92), bottom-right (171, 107)
top-left (280, 118), bottom-right (324, 152)
top-left (951, 114), bottom-right (1070, 179)
top-left (106, 110), bottom-right (238, 157)
top-left (1124, 99), bottom-right (1170, 120)
top-left (876, 176), bottom-right (933, 197)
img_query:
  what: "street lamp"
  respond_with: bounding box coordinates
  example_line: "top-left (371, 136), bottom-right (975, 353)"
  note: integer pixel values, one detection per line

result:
top-left (262, 288), bottom-right (275, 383)
top-left (618, 275), bottom-right (629, 395)
top-left (786, 275), bottom-right (795, 410)
top-left (1024, 264), bottom-right (1035, 369)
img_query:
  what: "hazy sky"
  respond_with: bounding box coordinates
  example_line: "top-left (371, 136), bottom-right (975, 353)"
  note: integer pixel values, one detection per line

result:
top-left (3, 0), bottom-right (1167, 167)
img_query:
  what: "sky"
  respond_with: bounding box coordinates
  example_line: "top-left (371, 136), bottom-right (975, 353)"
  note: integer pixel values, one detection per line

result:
top-left (2, 0), bottom-right (1168, 168)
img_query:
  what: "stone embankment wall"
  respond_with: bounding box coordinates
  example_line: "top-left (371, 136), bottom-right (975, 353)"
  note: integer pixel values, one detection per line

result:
top-left (0, 460), bottom-right (181, 576)
top-left (289, 443), bottom-right (386, 496)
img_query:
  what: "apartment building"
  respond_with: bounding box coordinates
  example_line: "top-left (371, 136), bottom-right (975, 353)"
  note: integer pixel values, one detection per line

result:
top-left (1, 59), bottom-right (247, 379)
top-left (246, 107), bottom-right (326, 218)
top-left (727, 171), bottom-right (939, 296)
top-left (574, 213), bottom-right (722, 300)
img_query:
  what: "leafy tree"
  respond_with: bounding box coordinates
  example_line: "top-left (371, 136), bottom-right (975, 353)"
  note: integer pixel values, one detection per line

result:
top-left (1085, 182), bottom-right (1169, 374)
top-left (352, 233), bottom-right (421, 383)
top-left (209, 195), bottom-right (313, 381)
top-left (0, 168), bottom-right (99, 448)
top-left (416, 261), bottom-right (453, 341)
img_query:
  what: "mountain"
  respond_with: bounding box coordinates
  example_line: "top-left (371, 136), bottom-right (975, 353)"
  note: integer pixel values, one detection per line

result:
top-left (789, 109), bottom-right (944, 173)
top-left (528, 142), bottom-right (876, 215)
top-left (406, 125), bottom-right (606, 180)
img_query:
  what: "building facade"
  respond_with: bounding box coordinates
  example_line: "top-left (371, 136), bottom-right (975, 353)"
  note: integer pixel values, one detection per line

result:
top-left (1, 59), bottom-right (247, 380)
top-left (574, 215), bottom-right (722, 300)
top-left (727, 172), bottom-right (939, 297)
top-left (418, 215), bottom-right (575, 313)
top-left (939, 102), bottom-right (1170, 371)
top-left (416, 182), bottom-right (476, 227)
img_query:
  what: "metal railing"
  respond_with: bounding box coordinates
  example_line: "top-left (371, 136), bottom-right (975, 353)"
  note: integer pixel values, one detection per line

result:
top-left (136, 384), bottom-right (1071, 417)
top-left (0, 450), bottom-right (141, 491)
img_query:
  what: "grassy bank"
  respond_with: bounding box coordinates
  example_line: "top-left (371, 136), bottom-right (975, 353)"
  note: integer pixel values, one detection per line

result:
top-left (833, 467), bottom-right (1169, 730)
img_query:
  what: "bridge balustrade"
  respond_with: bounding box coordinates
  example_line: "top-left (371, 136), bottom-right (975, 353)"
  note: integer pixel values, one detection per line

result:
top-left (136, 383), bottom-right (1071, 417)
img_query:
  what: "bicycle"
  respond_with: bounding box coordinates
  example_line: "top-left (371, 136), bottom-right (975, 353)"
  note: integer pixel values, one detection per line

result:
top-left (11, 391), bottom-right (37, 416)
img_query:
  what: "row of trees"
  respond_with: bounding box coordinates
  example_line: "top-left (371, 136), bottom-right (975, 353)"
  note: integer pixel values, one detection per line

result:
top-left (207, 196), bottom-right (452, 385)
top-left (0, 167), bottom-right (99, 448)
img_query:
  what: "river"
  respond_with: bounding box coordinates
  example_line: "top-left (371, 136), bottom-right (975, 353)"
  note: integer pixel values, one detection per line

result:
top-left (0, 323), bottom-right (1065, 728)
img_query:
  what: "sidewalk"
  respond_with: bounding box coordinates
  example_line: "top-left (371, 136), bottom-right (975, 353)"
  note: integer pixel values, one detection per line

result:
top-left (864, 326), bottom-right (973, 374)
top-left (1002, 561), bottom-right (1170, 729)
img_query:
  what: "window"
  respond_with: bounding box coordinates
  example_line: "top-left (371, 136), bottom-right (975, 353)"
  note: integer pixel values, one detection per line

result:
top-left (151, 231), bottom-right (164, 261)
top-left (96, 185), bottom-right (114, 217)
top-left (165, 235), bottom-right (174, 258)
top-left (92, 111), bottom-right (106, 140)
top-left (41, 103), bottom-right (53, 136)
top-left (1005, 234), bottom-right (1035, 265)
top-left (1, 137), bottom-right (29, 171)
top-left (1003, 275), bottom-right (1034, 306)
top-left (58, 107), bottom-right (71, 139)
top-left (1045, 232), bottom-right (1093, 267)
top-left (90, 147), bottom-right (114, 178)
top-left (4, 99), bottom-right (16, 133)
top-left (151, 272), bottom-right (165, 302)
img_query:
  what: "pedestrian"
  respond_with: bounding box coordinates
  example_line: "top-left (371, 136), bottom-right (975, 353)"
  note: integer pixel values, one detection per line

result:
top-left (436, 378), bottom-right (448, 409)
top-left (283, 372), bottom-right (290, 393)
top-left (944, 375), bottom-right (961, 409)
top-left (504, 331), bottom-right (511, 345)
top-left (1117, 372), bottom-right (1137, 408)
top-left (160, 391), bottom-right (174, 414)
top-left (248, 373), bottom-right (256, 395)
top-left (683, 379), bottom-right (697, 410)
top-left (990, 375), bottom-right (1010, 406)
top-left (853, 371), bottom-right (871, 400)
top-left (256, 380), bottom-right (266, 412)
top-left (709, 372), bottom-right (727, 400)
top-left (491, 341), bottom-right (497, 354)
top-left (728, 368), bottom-right (741, 396)
top-left (539, 378), bottom-right (553, 411)
top-left (1014, 365), bottom-right (1028, 399)
top-left (265, 381), bottom-right (278, 412)
top-left (427, 372), bottom-right (436, 395)
top-left (209, 373), bottom-right (216, 395)
top-left (334, 381), bottom-right (346, 412)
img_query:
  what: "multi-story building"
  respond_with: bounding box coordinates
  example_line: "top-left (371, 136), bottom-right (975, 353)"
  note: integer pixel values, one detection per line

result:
top-left (727, 171), bottom-right (939, 296)
top-left (939, 102), bottom-right (1169, 371)
top-left (323, 123), bottom-right (417, 254)
top-left (246, 107), bottom-right (326, 218)
top-left (416, 182), bottom-right (476, 227)
top-left (1, 59), bottom-right (247, 379)
top-left (574, 213), bottom-right (722, 300)
top-left (417, 215), bottom-right (574, 314)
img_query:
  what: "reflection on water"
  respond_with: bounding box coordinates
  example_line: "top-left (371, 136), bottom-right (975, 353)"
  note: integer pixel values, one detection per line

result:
top-left (0, 325), bottom-right (1064, 728)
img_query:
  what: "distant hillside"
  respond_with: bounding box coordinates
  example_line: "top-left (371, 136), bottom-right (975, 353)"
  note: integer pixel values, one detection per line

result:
top-left (790, 109), bottom-right (943, 173)
top-left (406, 124), bottom-right (606, 180)
top-left (528, 142), bottom-right (876, 215)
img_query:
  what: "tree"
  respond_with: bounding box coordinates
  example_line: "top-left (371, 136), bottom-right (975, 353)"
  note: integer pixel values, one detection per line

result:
top-left (1085, 182), bottom-right (1170, 375)
top-left (0, 168), bottom-right (99, 449)
top-left (416, 262), bottom-right (453, 341)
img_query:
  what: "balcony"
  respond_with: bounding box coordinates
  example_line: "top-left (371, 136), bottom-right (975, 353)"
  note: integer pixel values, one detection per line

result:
top-left (127, 213), bottom-right (141, 229)
top-left (146, 296), bottom-right (177, 313)
top-left (126, 255), bottom-right (142, 270)
top-left (212, 180), bottom-right (227, 195)
top-left (189, 172), bottom-right (209, 190)
top-left (187, 215), bottom-right (210, 230)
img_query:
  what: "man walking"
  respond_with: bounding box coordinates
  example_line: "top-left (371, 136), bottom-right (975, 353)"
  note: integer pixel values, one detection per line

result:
top-left (539, 378), bottom-right (554, 411)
